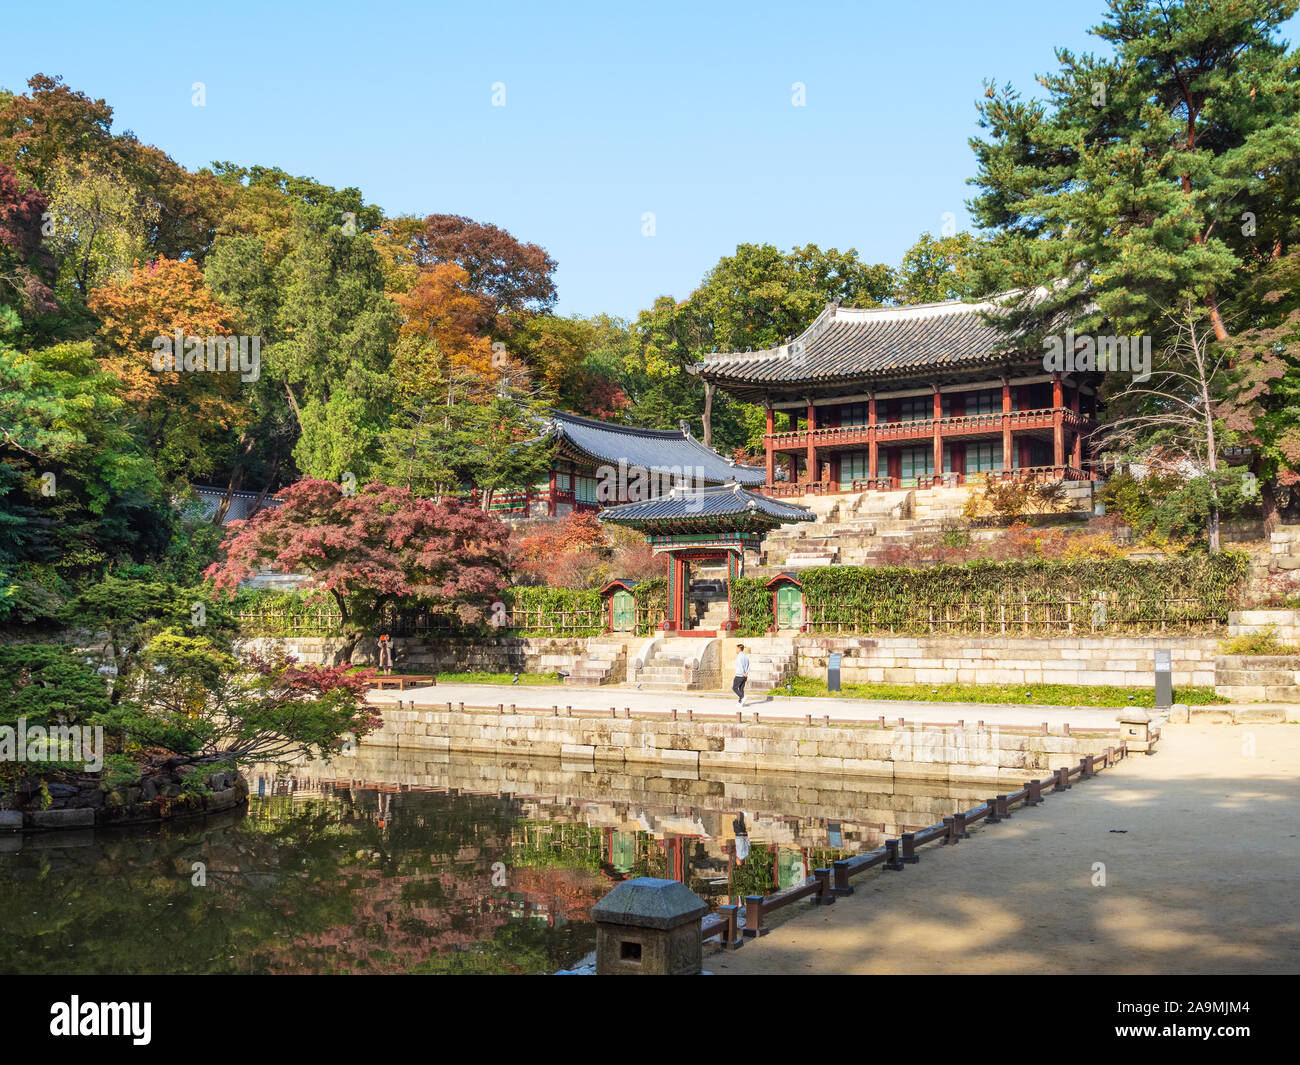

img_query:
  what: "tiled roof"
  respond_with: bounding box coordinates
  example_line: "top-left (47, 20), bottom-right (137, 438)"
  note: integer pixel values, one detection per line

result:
top-left (598, 484), bottom-right (814, 526)
top-left (696, 296), bottom-right (1034, 401)
top-left (186, 487), bottom-right (281, 524)
top-left (547, 411), bottom-right (766, 486)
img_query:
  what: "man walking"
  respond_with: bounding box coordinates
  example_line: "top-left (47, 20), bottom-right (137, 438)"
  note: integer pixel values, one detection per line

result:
top-left (732, 644), bottom-right (750, 707)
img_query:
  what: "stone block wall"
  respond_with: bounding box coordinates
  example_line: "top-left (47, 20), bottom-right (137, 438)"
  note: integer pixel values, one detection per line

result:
top-left (794, 635), bottom-right (1218, 689)
top-left (1268, 526), bottom-right (1300, 571)
top-left (1215, 654), bottom-right (1300, 703)
top-left (276, 745), bottom-right (999, 840)
top-left (364, 705), bottom-right (1120, 786)
top-left (1228, 609), bottom-right (1300, 646)
top-left (241, 635), bottom-right (587, 673)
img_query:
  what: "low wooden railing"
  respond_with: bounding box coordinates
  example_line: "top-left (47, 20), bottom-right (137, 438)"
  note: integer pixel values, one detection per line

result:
top-left (759, 465), bottom-right (1091, 499)
top-left (703, 744), bottom-right (1128, 946)
top-left (766, 408), bottom-right (1093, 450)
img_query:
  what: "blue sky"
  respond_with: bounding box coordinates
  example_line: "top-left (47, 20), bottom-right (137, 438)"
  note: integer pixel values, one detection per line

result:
top-left (4, 1), bottom-right (1297, 318)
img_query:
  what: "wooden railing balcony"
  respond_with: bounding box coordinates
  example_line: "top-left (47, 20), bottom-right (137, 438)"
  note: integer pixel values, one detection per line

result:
top-left (766, 407), bottom-right (1091, 450)
top-left (759, 464), bottom-right (1090, 497)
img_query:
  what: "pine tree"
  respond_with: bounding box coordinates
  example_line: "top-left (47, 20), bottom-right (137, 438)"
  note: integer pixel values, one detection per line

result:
top-left (968, 0), bottom-right (1300, 345)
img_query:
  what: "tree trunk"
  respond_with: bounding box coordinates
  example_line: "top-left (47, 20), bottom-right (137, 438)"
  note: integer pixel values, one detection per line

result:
top-left (213, 437), bottom-right (251, 525)
top-left (247, 447), bottom-right (283, 519)
top-left (1203, 353), bottom-right (1221, 553)
top-left (283, 381), bottom-right (304, 427)
top-left (1259, 469), bottom-right (1280, 532)
top-left (1206, 291), bottom-right (1229, 342)
top-left (702, 381), bottom-right (716, 448)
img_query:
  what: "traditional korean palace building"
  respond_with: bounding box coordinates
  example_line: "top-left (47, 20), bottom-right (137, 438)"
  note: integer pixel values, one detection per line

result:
top-left (599, 484), bottom-right (813, 633)
top-left (696, 297), bottom-right (1102, 495)
top-left (493, 410), bottom-right (766, 517)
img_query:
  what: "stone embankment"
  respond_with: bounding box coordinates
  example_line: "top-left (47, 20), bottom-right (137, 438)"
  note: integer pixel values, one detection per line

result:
top-left (363, 704), bottom-right (1121, 786)
top-left (0, 768), bottom-right (249, 832)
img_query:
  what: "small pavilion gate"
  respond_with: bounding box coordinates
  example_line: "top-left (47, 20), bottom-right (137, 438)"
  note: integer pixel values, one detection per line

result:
top-left (600, 579), bottom-right (638, 633)
top-left (767, 572), bottom-right (806, 632)
top-left (598, 484), bottom-right (813, 635)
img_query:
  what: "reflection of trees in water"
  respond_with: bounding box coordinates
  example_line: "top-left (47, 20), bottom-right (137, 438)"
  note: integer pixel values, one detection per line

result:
top-left (0, 788), bottom-right (605, 975)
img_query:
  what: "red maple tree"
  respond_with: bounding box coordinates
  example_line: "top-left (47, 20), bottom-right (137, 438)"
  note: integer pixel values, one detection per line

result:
top-left (206, 479), bottom-right (510, 660)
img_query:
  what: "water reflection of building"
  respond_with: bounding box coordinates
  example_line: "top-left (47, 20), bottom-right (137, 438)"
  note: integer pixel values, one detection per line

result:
top-left (253, 751), bottom-right (988, 920)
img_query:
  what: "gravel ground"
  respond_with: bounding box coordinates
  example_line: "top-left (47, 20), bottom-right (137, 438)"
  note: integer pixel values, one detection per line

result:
top-left (709, 724), bottom-right (1300, 975)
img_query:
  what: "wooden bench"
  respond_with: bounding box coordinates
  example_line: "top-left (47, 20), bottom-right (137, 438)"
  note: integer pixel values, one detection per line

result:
top-left (368, 674), bottom-right (438, 691)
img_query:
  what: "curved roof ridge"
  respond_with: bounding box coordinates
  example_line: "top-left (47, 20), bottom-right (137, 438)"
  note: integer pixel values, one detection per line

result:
top-left (550, 409), bottom-right (689, 439)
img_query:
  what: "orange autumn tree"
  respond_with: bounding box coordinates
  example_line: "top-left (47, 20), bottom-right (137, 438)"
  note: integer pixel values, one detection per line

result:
top-left (89, 257), bottom-right (248, 484)
top-left (391, 261), bottom-right (498, 397)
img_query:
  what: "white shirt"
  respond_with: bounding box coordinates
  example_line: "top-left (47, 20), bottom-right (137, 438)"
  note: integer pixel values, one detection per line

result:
top-left (734, 652), bottom-right (750, 677)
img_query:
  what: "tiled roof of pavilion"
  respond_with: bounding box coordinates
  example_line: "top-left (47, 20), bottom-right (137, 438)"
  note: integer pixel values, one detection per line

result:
top-left (695, 292), bottom-right (1043, 403)
top-left (544, 411), bottom-right (766, 486)
top-left (598, 483), bottom-right (814, 530)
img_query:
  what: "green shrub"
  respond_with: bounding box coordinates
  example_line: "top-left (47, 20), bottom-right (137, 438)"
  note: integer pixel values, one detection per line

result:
top-left (799, 553), bottom-right (1248, 634)
top-left (729, 576), bottom-right (774, 636)
top-left (633, 578), bottom-right (666, 635)
top-left (502, 586), bottom-right (602, 636)
top-left (1219, 626), bottom-right (1298, 656)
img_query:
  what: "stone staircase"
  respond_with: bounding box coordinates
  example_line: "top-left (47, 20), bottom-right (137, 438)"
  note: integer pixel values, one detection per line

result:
top-left (688, 580), bottom-right (731, 631)
top-left (758, 482), bottom-right (1095, 572)
top-left (628, 636), bottom-right (722, 691)
top-left (741, 637), bottom-right (799, 694)
top-left (562, 637), bottom-right (629, 687)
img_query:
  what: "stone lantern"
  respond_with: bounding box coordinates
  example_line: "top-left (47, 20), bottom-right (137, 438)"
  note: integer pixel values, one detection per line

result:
top-left (591, 877), bottom-right (708, 975)
top-left (1117, 708), bottom-right (1160, 754)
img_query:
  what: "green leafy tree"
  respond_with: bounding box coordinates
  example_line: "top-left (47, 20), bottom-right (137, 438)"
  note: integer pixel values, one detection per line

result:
top-left (896, 231), bottom-right (982, 304)
top-left (108, 632), bottom-right (379, 769)
top-left (1223, 248), bottom-right (1300, 514)
top-left (0, 340), bottom-right (168, 582)
top-left (967, 0), bottom-right (1300, 347)
top-left (270, 205), bottom-right (399, 480)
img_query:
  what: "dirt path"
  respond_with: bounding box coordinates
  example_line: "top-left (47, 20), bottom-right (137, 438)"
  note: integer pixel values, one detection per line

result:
top-left (712, 724), bottom-right (1300, 975)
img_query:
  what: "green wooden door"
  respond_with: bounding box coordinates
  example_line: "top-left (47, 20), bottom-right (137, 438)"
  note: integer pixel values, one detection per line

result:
top-left (776, 584), bottom-right (803, 629)
top-left (611, 590), bottom-right (635, 631)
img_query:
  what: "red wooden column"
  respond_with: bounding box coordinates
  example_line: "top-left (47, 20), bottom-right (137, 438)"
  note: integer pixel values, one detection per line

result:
top-left (1069, 385), bottom-right (1082, 473)
top-left (724, 550), bottom-right (739, 630)
top-left (867, 391), bottom-right (878, 481)
top-left (805, 401), bottom-right (818, 484)
top-left (547, 467), bottom-right (557, 516)
top-left (1052, 372), bottom-right (1065, 467)
top-left (764, 405), bottom-right (776, 486)
top-left (805, 400), bottom-right (817, 485)
top-left (932, 383), bottom-right (943, 481)
top-left (1001, 375), bottom-right (1013, 473)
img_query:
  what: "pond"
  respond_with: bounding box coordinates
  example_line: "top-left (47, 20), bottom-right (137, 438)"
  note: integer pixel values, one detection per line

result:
top-left (0, 748), bottom-right (988, 974)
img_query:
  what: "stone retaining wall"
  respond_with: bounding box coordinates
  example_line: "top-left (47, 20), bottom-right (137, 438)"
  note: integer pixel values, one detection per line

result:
top-left (363, 706), bottom-right (1119, 786)
top-left (794, 635), bottom-right (1217, 689)
top-left (1215, 654), bottom-right (1300, 703)
top-left (0, 772), bottom-right (249, 832)
top-left (247, 633), bottom-right (1220, 693)
top-left (241, 635), bottom-right (587, 673)
top-left (1228, 609), bottom-right (1300, 646)
top-left (278, 747), bottom-right (993, 841)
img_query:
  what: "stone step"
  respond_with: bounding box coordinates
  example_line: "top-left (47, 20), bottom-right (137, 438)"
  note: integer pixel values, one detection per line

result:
top-left (1217, 684), bottom-right (1300, 702)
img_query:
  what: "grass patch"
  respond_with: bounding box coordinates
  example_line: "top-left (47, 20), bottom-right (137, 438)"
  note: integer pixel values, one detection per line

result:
top-left (432, 671), bottom-right (562, 686)
top-left (768, 674), bottom-right (1226, 707)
